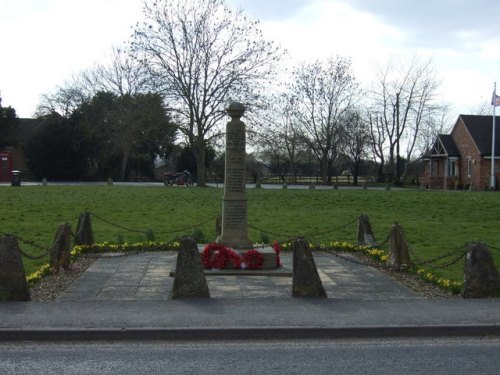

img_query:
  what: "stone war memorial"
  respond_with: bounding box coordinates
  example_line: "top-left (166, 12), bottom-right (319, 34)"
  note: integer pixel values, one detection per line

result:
top-left (213, 102), bottom-right (276, 269)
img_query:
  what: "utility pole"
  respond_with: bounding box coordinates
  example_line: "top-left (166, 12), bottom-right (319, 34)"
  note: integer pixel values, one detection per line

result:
top-left (396, 92), bottom-right (400, 184)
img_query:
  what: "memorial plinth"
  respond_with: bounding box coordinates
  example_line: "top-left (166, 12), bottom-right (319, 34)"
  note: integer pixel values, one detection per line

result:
top-left (216, 102), bottom-right (253, 250)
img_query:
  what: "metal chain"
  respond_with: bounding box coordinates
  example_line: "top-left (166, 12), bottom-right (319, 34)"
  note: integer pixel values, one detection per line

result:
top-left (415, 249), bottom-right (468, 270)
top-left (487, 243), bottom-right (500, 252)
top-left (410, 243), bottom-right (467, 266)
top-left (90, 212), bottom-right (220, 236)
top-left (249, 217), bottom-right (358, 241)
top-left (158, 213), bottom-right (220, 235)
top-left (303, 217), bottom-right (358, 238)
top-left (247, 224), bottom-right (300, 239)
top-left (0, 232), bottom-right (51, 260)
top-left (90, 212), bottom-right (154, 234)
top-left (377, 231), bottom-right (392, 247)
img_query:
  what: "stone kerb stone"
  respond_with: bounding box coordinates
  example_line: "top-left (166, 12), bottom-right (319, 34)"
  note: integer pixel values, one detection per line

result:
top-left (74, 211), bottom-right (94, 246)
top-left (171, 237), bottom-right (210, 299)
top-left (463, 242), bottom-right (500, 298)
top-left (357, 214), bottom-right (377, 247)
top-left (387, 223), bottom-right (411, 268)
top-left (0, 235), bottom-right (31, 301)
top-left (292, 238), bottom-right (327, 298)
top-left (50, 223), bottom-right (72, 272)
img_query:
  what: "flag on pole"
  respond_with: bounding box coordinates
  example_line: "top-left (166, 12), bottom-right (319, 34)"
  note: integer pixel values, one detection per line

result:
top-left (492, 91), bottom-right (500, 106)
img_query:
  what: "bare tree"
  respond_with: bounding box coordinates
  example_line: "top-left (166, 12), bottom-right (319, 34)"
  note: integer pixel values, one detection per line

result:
top-left (289, 57), bottom-right (359, 184)
top-left (79, 46), bottom-right (153, 97)
top-left (36, 83), bottom-right (91, 118)
top-left (342, 110), bottom-right (370, 185)
top-left (368, 112), bottom-right (388, 182)
top-left (369, 56), bottom-right (442, 183)
top-left (252, 94), bottom-right (304, 183)
top-left (131, 0), bottom-right (283, 186)
top-left (35, 46), bottom-right (151, 118)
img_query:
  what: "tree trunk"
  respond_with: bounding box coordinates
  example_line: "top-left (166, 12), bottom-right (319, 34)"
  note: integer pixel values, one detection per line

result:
top-left (194, 143), bottom-right (206, 187)
top-left (353, 160), bottom-right (359, 185)
top-left (377, 161), bottom-right (385, 183)
top-left (120, 149), bottom-right (129, 181)
top-left (320, 159), bottom-right (328, 185)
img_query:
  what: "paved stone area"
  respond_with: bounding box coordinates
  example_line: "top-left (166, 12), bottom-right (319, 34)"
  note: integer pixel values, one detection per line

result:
top-left (58, 252), bottom-right (420, 302)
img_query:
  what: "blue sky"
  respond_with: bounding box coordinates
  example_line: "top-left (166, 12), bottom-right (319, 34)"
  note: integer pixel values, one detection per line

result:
top-left (1, 0), bottom-right (499, 118)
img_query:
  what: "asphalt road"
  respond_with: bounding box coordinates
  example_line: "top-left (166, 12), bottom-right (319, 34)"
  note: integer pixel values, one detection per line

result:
top-left (1, 337), bottom-right (499, 374)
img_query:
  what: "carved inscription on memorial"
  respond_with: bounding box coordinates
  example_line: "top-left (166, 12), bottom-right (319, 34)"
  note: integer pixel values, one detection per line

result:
top-left (226, 129), bottom-right (245, 164)
top-left (225, 168), bottom-right (245, 193)
top-left (223, 200), bottom-right (246, 230)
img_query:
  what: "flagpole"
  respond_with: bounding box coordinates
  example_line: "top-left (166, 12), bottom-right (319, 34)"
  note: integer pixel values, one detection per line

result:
top-left (492, 82), bottom-right (497, 190)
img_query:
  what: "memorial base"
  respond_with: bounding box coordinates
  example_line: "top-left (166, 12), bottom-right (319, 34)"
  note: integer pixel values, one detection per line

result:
top-left (199, 246), bottom-right (278, 270)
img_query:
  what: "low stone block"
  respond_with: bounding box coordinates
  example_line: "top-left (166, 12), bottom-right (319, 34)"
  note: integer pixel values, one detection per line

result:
top-left (387, 223), bottom-right (410, 268)
top-left (0, 235), bottom-right (30, 301)
top-left (357, 214), bottom-right (377, 247)
top-left (75, 211), bottom-right (94, 246)
top-left (50, 223), bottom-right (72, 272)
top-left (171, 237), bottom-right (210, 298)
top-left (463, 242), bottom-right (500, 298)
top-left (292, 238), bottom-right (327, 298)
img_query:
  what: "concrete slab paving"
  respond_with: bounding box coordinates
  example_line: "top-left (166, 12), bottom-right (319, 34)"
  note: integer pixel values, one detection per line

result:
top-left (55, 251), bottom-right (419, 302)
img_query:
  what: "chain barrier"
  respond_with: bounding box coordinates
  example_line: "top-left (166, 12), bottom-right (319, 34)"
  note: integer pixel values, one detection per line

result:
top-left (0, 232), bottom-right (51, 260)
top-left (249, 217), bottom-right (358, 241)
top-left (90, 212), bottom-right (153, 234)
top-left (409, 243), bottom-right (468, 267)
top-left (303, 217), bottom-right (358, 238)
top-left (90, 212), bottom-right (220, 236)
top-left (247, 224), bottom-right (301, 239)
top-left (487, 243), bottom-right (500, 253)
top-left (377, 231), bottom-right (392, 247)
top-left (414, 249), bottom-right (468, 270)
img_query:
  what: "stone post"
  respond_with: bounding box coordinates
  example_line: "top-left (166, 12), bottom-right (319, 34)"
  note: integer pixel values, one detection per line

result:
top-left (463, 242), bottom-right (500, 298)
top-left (170, 237), bottom-right (210, 299)
top-left (357, 214), bottom-right (377, 247)
top-left (387, 223), bottom-right (411, 268)
top-left (292, 238), bottom-right (327, 298)
top-left (0, 235), bottom-right (30, 301)
top-left (74, 211), bottom-right (94, 246)
top-left (50, 223), bottom-right (72, 272)
top-left (216, 102), bottom-right (253, 249)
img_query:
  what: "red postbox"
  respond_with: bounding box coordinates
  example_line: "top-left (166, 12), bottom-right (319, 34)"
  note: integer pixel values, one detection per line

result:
top-left (0, 151), bottom-right (13, 183)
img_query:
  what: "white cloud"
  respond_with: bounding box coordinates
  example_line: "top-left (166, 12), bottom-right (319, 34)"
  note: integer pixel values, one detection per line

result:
top-left (1, 0), bottom-right (499, 120)
top-left (0, 0), bottom-right (142, 117)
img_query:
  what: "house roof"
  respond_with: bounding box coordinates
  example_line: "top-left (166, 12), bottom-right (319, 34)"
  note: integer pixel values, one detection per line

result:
top-left (438, 134), bottom-right (460, 157)
top-left (459, 114), bottom-right (500, 156)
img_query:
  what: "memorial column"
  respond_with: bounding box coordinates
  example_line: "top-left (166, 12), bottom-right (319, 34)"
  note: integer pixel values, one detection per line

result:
top-left (216, 102), bottom-right (253, 249)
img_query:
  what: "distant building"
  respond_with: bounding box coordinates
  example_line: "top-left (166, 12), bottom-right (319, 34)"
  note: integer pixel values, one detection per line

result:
top-left (421, 115), bottom-right (500, 190)
top-left (0, 118), bottom-right (43, 182)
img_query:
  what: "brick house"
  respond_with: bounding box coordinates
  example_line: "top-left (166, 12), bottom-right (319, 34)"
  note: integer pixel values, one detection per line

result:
top-left (422, 115), bottom-right (500, 190)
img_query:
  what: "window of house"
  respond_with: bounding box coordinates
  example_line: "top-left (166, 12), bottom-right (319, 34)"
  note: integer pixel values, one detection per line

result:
top-left (448, 159), bottom-right (457, 177)
top-left (433, 160), bottom-right (440, 176)
top-left (467, 158), bottom-right (472, 177)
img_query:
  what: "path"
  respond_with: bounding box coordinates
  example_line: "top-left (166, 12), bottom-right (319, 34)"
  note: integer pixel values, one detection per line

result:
top-left (58, 252), bottom-right (419, 301)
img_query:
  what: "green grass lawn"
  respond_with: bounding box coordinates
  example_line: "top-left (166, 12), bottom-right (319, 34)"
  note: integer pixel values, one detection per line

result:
top-left (2, 185), bottom-right (500, 282)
